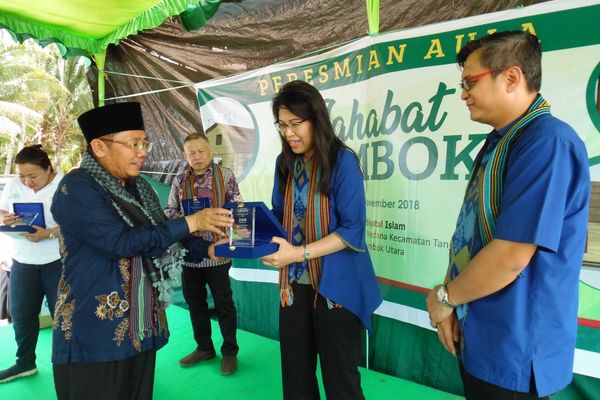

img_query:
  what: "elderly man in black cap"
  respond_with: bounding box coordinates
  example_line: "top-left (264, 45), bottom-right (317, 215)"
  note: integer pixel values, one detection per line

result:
top-left (50, 102), bottom-right (233, 400)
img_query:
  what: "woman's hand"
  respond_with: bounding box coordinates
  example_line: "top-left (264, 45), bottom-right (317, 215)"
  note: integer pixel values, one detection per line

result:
top-left (2, 213), bottom-right (21, 227)
top-left (261, 237), bottom-right (304, 269)
top-left (208, 238), bottom-right (229, 262)
top-left (20, 225), bottom-right (50, 242)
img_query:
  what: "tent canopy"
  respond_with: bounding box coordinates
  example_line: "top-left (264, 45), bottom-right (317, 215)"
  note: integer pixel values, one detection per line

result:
top-left (0, 0), bottom-right (220, 55)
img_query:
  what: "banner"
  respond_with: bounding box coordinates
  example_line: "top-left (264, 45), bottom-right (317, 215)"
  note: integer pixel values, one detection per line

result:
top-left (195, 0), bottom-right (600, 391)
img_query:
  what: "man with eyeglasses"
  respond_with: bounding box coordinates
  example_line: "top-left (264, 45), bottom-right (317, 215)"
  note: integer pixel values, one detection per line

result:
top-left (50, 102), bottom-right (234, 400)
top-left (164, 132), bottom-right (242, 376)
top-left (426, 31), bottom-right (590, 399)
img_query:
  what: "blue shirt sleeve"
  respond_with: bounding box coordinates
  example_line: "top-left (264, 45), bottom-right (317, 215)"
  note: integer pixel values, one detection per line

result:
top-left (52, 171), bottom-right (190, 259)
top-left (271, 155), bottom-right (285, 225)
top-left (330, 149), bottom-right (367, 252)
top-left (494, 126), bottom-right (583, 253)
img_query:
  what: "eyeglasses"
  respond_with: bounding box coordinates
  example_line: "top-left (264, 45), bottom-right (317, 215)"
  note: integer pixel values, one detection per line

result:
top-left (99, 138), bottom-right (153, 152)
top-left (274, 119), bottom-right (306, 136)
top-left (459, 67), bottom-right (509, 91)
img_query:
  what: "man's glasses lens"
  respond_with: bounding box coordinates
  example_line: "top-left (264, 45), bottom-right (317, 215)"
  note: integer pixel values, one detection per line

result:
top-left (459, 68), bottom-right (511, 92)
top-left (134, 141), bottom-right (153, 152)
top-left (460, 78), bottom-right (470, 91)
top-left (101, 138), bottom-right (153, 152)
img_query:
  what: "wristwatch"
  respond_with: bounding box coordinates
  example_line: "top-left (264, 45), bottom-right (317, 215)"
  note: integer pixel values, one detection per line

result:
top-left (48, 232), bottom-right (55, 240)
top-left (303, 245), bottom-right (310, 262)
top-left (435, 284), bottom-right (456, 308)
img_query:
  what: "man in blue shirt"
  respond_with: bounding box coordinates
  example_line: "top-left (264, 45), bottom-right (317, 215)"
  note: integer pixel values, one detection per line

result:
top-left (51, 102), bottom-right (233, 400)
top-left (426, 31), bottom-right (590, 399)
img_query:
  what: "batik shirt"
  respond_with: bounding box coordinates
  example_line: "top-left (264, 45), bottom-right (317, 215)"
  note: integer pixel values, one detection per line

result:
top-left (51, 169), bottom-right (191, 363)
top-left (164, 164), bottom-right (242, 267)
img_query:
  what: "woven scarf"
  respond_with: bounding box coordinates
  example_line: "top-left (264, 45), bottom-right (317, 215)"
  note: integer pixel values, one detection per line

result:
top-left (180, 162), bottom-right (226, 240)
top-left (289, 159), bottom-right (310, 281)
top-left (80, 151), bottom-right (186, 340)
top-left (475, 94), bottom-right (550, 247)
top-left (279, 158), bottom-right (330, 306)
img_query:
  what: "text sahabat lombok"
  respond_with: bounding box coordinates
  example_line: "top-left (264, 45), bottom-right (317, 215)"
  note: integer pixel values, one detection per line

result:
top-left (325, 83), bottom-right (487, 181)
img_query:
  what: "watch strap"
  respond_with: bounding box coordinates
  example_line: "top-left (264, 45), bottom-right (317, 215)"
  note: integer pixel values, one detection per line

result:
top-left (438, 284), bottom-right (457, 308)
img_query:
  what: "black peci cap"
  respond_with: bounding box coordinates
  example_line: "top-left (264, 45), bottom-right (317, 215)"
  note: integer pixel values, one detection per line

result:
top-left (77, 102), bottom-right (145, 143)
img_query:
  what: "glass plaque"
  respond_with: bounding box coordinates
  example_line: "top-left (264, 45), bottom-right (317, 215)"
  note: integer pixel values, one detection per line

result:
top-left (213, 201), bottom-right (287, 259)
top-left (229, 204), bottom-right (255, 249)
top-left (181, 197), bottom-right (210, 216)
top-left (13, 202), bottom-right (45, 228)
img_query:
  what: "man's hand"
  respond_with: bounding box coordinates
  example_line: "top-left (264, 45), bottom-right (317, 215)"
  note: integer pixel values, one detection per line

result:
top-left (186, 207), bottom-right (233, 236)
top-left (436, 313), bottom-right (461, 356)
top-left (426, 286), bottom-right (454, 326)
top-left (261, 237), bottom-right (303, 269)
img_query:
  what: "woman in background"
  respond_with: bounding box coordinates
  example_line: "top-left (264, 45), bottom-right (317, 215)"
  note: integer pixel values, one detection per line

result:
top-left (262, 80), bottom-right (382, 400)
top-left (0, 145), bottom-right (62, 383)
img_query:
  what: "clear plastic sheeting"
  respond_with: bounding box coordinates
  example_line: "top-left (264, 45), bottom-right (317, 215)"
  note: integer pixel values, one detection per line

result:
top-left (91, 0), bottom-right (548, 184)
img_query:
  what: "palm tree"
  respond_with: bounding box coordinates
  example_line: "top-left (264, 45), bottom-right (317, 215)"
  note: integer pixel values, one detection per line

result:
top-left (0, 32), bottom-right (93, 173)
top-left (0, 101), bottom-right (42, 173)
top-left (40, 53), bottom-right (93, 170)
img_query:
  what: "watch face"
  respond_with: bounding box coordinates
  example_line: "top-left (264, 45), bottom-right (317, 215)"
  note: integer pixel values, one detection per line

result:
top-left (436, 286), bottom-right (445, 302)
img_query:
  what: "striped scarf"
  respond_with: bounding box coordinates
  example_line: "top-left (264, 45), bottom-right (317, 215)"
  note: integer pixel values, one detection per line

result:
top-left (476, 94), bottom-right (550, 247)
top-left (80, 151), bottom-right (185, 340)
top-left (180, 162), bottom-right (226, 240)
top-left (279, 158), bottom-right (330, 306)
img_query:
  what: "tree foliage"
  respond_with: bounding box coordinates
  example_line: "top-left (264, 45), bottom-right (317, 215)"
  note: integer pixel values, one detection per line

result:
top-left (0, 33), bottom-right (93, 174)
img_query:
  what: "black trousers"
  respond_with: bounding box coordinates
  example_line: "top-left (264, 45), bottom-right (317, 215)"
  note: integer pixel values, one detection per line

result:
top-left (280, 283), bottom-right (365, 400)
top-left (10, 259), bottom-right (62, 369)
top-left (181, 262), bottom-right (238, 356)
top-left (53, 350), bottom-right (156, 400)
top-left (460, 362), bottom-right (550, 400)
top-left (0, 268), bottom-right (10, 321)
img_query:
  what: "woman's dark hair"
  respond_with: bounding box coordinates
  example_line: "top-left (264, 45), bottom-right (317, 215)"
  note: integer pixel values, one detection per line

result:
top-left (272, 80), bottom-right (354, 195)
top-left (15, 145), bottom-right (52, 171)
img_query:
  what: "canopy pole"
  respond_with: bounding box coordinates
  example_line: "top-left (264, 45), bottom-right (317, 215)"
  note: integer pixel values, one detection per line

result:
top-left (366, 0), bottom-right (380, 35)
top-left (94, 49), bottom-right (107, 106)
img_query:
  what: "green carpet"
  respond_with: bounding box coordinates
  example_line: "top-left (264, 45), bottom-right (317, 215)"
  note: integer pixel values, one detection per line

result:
top-left (0, 306), bottom-right (462, 399)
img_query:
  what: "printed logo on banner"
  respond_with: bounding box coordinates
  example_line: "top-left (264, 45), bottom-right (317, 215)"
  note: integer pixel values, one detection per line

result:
top-left (199, 97), bottom-right (260, 181)
top-left (586, 61), bottom-right (600, 135)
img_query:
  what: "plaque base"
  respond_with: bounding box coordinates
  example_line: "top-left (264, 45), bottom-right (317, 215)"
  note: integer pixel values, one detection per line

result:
top-left (214, 239), bottom-right (280, 258)
top-left (0, 224), bottom-right (36, 239)
top-left (213, 201), bottom-right (287, 259)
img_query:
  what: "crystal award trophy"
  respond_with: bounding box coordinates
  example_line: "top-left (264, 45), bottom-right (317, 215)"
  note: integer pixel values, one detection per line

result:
top-left (181, 197), bottom-right (210, 216)
top-left (13, 202), bottom-right (45, 228)
top-left (228, 204), bottom-right (256, 250)
top-left (0, 202), bottom-right (45, 238)
top-left (213, 201), bottom-right (287, 258)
